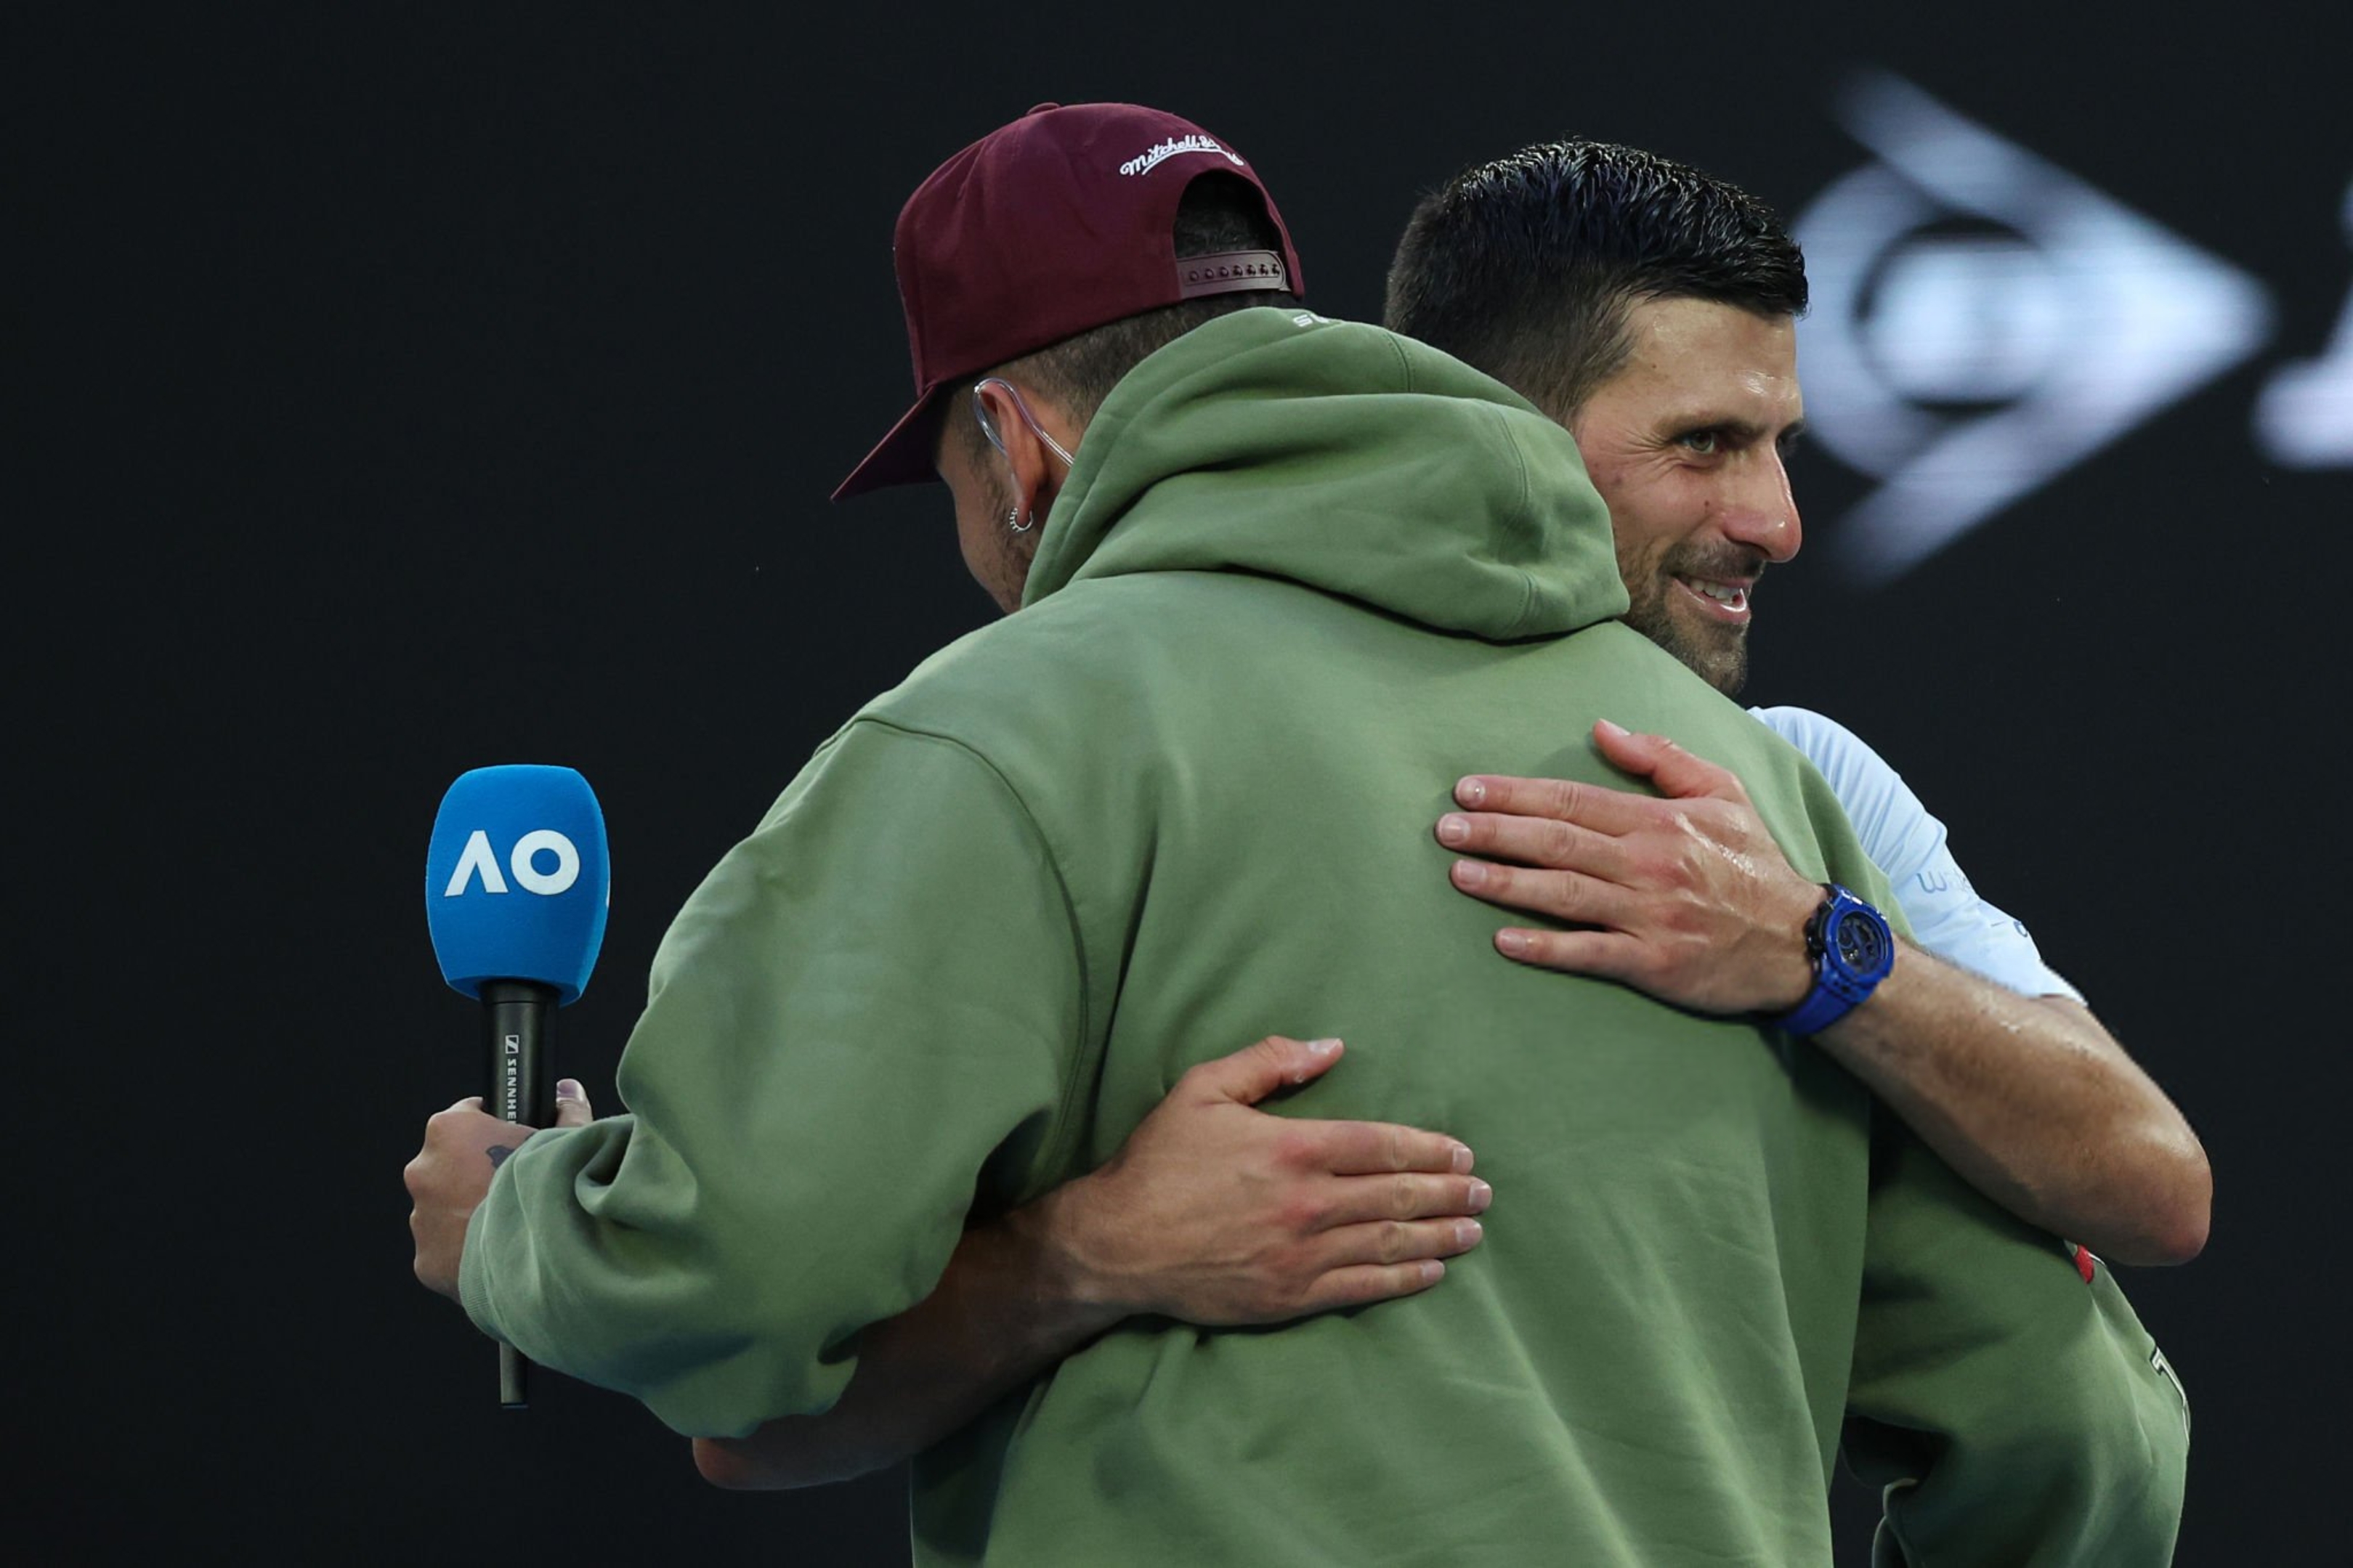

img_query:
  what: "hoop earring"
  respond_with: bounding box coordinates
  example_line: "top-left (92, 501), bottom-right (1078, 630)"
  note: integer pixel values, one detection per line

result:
top-left (1008, 505), bottom-right (1035, 534)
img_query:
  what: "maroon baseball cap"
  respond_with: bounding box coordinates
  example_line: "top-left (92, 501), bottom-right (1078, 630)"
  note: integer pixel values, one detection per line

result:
top-left (833, 102), bottom-right (1305, 500)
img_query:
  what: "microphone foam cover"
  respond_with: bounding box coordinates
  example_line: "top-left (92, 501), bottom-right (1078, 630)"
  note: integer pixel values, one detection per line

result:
top-left (426, 765), bottom-right (609, 1004)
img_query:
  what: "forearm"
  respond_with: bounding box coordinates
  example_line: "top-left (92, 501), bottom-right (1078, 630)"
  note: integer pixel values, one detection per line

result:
top-left (693, 1033), bottom-right (1491, 1487)
top-left (1817, 942), bottom-right (2210, 1265)
top-left (693, 1187), bottom-right (1122, 1490)
top-left (1443, 732), bottom-right (2212, 1267)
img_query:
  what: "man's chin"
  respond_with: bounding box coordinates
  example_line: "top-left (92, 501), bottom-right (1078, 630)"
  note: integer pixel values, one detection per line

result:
top-left (1632, 605), bottom-right (1749, 696)
top-left (1700, 650), bottom-right (1749, 699)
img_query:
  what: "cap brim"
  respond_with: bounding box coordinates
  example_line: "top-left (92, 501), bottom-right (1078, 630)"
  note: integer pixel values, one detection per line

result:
top-left (832, 385), bottom-right (949, 502)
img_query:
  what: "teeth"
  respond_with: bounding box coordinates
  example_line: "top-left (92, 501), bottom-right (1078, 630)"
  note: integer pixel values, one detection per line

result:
top-left (1688, 579), bottom-right (1745, 607)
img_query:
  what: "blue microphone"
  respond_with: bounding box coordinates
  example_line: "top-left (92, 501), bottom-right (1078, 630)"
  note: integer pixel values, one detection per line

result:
top-left (425, 764), bottom-right (609, 1407)
top-left (427, 764), bottom-right (609, 1012)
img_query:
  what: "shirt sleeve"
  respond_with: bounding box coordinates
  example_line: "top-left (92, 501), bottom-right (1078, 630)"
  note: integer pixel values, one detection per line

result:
top-left (1749, 706), bottom-right (2083, 1004)
top-left (1842, 1123), bottom-right (2190, 1565)
top-left (458, 718), bottom-right (1089, 1437)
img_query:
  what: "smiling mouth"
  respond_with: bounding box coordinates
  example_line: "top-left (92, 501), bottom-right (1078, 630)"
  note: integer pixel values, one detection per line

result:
top-left (1673, 574), bottom-right (1753, 624)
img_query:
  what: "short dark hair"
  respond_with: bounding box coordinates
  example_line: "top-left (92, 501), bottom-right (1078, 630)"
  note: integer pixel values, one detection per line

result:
top-left (1383, 139), bottom-right (1807, 419)
top-left (962, 172), bottom-right (1301, 458)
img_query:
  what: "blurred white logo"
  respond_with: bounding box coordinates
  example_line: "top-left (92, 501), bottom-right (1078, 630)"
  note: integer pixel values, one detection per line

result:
top-left (2255, 180), bottom-right (2353, 467)
top-left (1794, 74), bottom-right (2274, 584)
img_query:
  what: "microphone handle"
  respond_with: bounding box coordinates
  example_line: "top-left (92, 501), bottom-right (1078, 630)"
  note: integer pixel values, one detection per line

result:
top-left (482, 979), bottom-right (558, 1408)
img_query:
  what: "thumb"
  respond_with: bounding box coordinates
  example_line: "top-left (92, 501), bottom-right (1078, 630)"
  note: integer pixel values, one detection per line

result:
top-left (1594, 719), bottom-right (1749, 804)
top-left (552, 1078), bottom-right (594, 1128)
top-left (1186, 1036), bottom-right (1345, 1105)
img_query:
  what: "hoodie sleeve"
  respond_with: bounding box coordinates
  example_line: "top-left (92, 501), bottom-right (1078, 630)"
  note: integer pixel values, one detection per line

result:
top-left (1844, 1122), bottom-right (2190, 1566)
top-left (458, 718), bottom-right (1088, 1438)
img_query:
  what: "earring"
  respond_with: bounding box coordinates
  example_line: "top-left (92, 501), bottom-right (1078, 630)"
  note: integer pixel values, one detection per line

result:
top-left (1008, 505), bottom-right (1035, 534)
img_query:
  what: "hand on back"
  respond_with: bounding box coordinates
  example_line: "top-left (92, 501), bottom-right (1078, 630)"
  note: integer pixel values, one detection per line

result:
top-left (1439, 718), bottom-right (1822, 1015)
top-left (1035, 721), bottom-right (1822, 1329)
top-left (1029, 1036), bottom-right (1490, 1325)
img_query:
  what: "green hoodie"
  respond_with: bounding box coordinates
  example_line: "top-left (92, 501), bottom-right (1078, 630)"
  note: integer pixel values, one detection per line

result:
top-left (463, 309), bottom-right (2183, 1565)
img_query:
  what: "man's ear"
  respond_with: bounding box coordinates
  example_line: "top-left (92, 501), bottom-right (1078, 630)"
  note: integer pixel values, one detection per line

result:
top-left (973, 380), bottom-right (1081, 524)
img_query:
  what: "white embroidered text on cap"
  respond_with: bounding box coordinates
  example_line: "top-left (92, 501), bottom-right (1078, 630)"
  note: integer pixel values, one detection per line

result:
top-left (1119, 134), bottom-right (1247, 177)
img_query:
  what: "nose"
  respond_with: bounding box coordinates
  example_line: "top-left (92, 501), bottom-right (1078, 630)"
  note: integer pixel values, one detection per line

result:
top-left (1719, 450), bottom-right (1802, 564)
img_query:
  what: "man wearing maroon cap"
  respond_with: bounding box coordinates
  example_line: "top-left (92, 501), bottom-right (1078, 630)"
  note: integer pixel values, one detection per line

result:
top-left (409, 104), bottom-right (2179, 1565)
top-left (832, 102), bottom-right (1303, 509)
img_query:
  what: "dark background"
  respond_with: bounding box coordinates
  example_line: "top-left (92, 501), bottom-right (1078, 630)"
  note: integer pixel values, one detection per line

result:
top-left (22, 4), bottom-right (2349, 1561)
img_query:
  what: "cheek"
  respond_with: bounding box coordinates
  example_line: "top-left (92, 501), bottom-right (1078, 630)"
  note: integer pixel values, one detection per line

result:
top-left (948, 469), bottom-right (1013, 570)
top-left (1635, 463), bottom-right (1736, 535)
top-left (1600, 482), bottom-right (1685, 577)
top-left (952, 499), bottom-right (995, 580)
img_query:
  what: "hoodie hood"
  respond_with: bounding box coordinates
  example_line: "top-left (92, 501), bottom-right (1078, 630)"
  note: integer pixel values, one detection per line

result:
top-left (1021, 308), bottom-right (1627, 641)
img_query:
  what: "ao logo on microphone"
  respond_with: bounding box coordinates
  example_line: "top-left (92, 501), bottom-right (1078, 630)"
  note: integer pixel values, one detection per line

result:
top-left (425, 764), bottom-right (609, 1003)
top-left (442, 828), bottom-right (583, 898)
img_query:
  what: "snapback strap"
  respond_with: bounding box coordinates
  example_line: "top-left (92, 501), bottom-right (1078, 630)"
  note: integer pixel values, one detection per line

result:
top-left (1177, 249), bottom-right (1290, 299)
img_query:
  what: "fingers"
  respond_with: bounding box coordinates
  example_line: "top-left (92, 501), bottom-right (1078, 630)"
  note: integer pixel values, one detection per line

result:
top-left (1311, 1171), bottom-right (1494, 1229)
top-left (1453, 772), bottom-right (1652, 834)
top-left (1591, 719), bottom-right (1751, 805)
top-left (553, 1078), bottom-right (594, 1128)
top-left (1308, 1118), bottom-right (1475, 1177)
top-left (1297, 1260), bottom-right (1451, 1312)
top-left (1491, 926), bottom-right (1645, 981)
top-left (1451, 726), bottom-right (1751, 837)
top-left (1321, 1215), bottom-right (1486, 1270)
top-left (1437, 808), bottom-right (1629, 877)
top-left (1295, 1216), bottom-right (1489, 1311)
top-left (1447, 856), bottom-right (1633, 930)
top-left (1178, 1035), bottom-right (1345, 1106)
top-left (429, 1097), bottom-right (530, 1138)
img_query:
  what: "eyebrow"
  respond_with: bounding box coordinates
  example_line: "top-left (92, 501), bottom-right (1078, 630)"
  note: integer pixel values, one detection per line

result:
top-left (1671, 415), bottom-right (1809, 445)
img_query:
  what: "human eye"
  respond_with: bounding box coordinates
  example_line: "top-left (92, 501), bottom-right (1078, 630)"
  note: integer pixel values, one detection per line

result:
top-left (1674, 427), bottom-right (1722, 456)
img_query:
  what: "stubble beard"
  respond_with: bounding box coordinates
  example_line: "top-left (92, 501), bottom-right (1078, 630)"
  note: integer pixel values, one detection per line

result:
top-left (1621, 561), bottom-right (1752, 698)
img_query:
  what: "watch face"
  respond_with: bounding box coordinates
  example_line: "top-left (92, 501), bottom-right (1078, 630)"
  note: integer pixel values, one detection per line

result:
top-left (1831, 907), bottom-right (1892, 975)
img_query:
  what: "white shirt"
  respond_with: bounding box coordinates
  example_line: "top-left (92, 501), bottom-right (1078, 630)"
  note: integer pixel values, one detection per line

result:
top-left (1751, 705), bottom-right (2083, 1003)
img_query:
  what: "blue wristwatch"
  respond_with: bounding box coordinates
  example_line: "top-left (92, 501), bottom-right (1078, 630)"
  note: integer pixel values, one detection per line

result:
top-left (1774, 884), bottom-right (1894, 1036)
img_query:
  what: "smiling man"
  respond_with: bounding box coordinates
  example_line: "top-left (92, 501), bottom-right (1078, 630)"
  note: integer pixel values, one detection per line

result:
top-left (1384, 141), bottom-right (2208, 1268)
top-left (1567, 298), bottom-right (1802, 688)
top-left (1385, 150), bottom-right (1813, 699)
